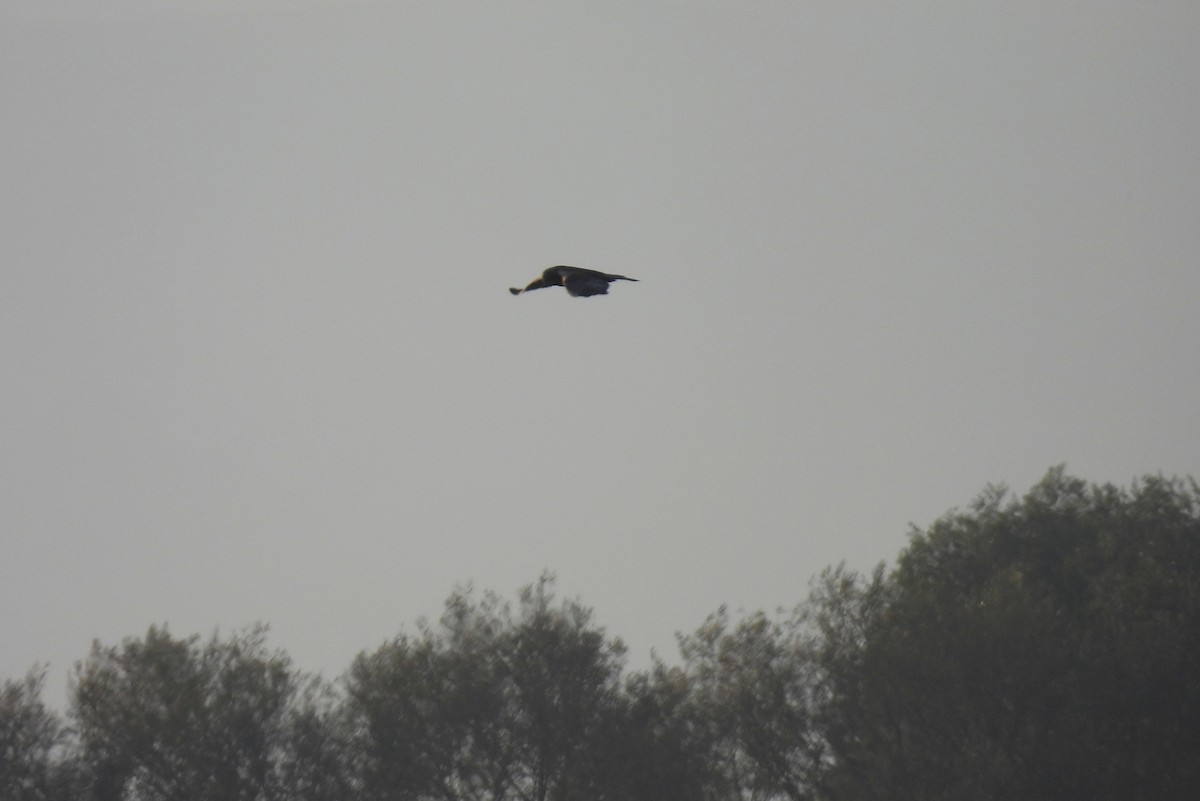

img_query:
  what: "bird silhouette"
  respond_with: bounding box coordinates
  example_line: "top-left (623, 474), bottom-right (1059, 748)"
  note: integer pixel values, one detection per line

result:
top-left (509, 266), bottom-right (638, 297)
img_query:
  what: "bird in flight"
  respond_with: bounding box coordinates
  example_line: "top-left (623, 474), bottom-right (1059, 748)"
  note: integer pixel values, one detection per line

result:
top-left (509, 266), bottom-right (638, 297)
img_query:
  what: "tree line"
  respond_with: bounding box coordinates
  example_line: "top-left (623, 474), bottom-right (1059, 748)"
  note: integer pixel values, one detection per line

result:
top-left (4, 468), bottom-right (1199, 801)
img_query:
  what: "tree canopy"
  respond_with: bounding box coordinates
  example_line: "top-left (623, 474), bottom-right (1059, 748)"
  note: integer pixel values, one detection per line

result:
top-left (814, 468), bottom-right (1200, 801)
top-left (3, 469), bottom-right (1198, 800)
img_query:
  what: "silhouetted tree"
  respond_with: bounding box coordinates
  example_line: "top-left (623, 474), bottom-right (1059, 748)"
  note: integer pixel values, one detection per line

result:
top-left (0, 668), bottom-right (73, 801)
top-left (69, 625), bottom-right (299, 801)
top-left (614, 663), bottom-right (722, 801)
top-left (6, 468), bottom-right (1197, 801)
top-left (813, 468), bottom-right (1200, 801)
top-left (505, 575), bottom-right (627, 801)
top-left (273, 675), bottom-right (354, 801)
top-left (344, 573), bottom-right (629, 801)
top-left (668, 607), bottom-right (827, 801)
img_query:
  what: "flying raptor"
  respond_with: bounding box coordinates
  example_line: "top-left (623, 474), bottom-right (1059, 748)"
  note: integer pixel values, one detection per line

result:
top-left (509, 266), bottom-right (638, 297)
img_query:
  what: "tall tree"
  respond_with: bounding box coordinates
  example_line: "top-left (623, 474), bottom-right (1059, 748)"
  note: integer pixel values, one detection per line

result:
top-left (813, 468), bottom-right (1200, 801)
top-left (273, 675), bottom-right (354, 801)
top-left (504, 575), bottom-right (627, 801)
top-left (0, 668), bottom-right (72, 801)
top-left (69, 625), bottom-right (298, 801)
top-left (672, 607), bottom-right (827, 801)
top-left (344, 574), bottom-right (630, 801)
top-left (614, 664), bottom-right (713, 801)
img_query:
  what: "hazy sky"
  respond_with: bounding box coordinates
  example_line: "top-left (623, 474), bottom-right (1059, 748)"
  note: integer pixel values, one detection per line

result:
top-left (4, 1), bottom-right (1199, 702)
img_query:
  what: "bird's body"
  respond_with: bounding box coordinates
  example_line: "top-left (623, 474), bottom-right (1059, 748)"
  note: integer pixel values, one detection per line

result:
top-left (509, 266), bottom-right (638, 297)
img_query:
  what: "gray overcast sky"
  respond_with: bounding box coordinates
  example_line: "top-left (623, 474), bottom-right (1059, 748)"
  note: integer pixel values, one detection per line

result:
top-left (4, 1), bottom-right (1199, 701)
